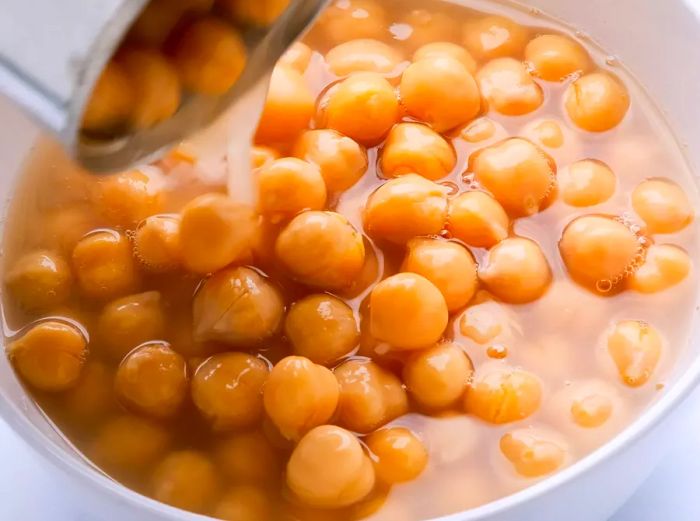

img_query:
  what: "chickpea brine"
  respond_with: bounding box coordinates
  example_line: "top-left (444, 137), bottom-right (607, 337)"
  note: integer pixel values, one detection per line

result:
top-left (2, 0), bottom-right (698, 519)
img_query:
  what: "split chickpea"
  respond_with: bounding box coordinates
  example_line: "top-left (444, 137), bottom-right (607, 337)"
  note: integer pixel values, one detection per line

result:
top-left (607, 320), bottom-right (662, 387)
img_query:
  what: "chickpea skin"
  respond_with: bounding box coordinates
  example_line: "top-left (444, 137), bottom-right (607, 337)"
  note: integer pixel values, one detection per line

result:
top-left (525, 34), bottom-right (591, 81)
top-left (5, 250), bottom-right (72, 311)
top-left (257, 158), bottom-right (327, 222)
top-left (278, 42), bottom-right (312, 73)
top-left (287, 425), bottom-right (375, 508)
top-left (8, 320), bottom-right (87, 392)
top-left (447, 191), bottom-right (509, 248)
top-left (370, 273), bottom-right (448, 350)
top-left (629, 244), bottom-right (691, 293)
top-left (366, 427), bottom-right (428, 484)
top-left (325, 39), bottom-right (403, 76)
top-left (380, 123), bottom-right (456, 181)
top-left (500, 428), bottom-right (566, 477)
top-left (94, 169), bottom-right (163, 228)
top-left (463, 15), bottom-right (529, 61)
top-left (151, 451), bottom-right (220, 513)
top-left (400, 56), bottom-right (480, 132)
top-left (560, 159), bottom-right (616, 207)
top-left (191, 352), bottom-right (269, 430)
top-left (607, 320), bottom-right (662, 387)
top-left (318, 0), bottom-right (387, 43)
top-left (564, 72), bottom-right (630, 132)
top-left (631, 178), bottom-right (694, 234)
top-left (403, 342), bottom-right (473, 409)
top-left (81, 61), bottom-right (134, 133)
top-left (413, 42), bottom-right (477, 74)
top-left (477, 58), bottom-right (543, 116)
top-left (133, 215), bottom-right (181, 272)
top-left (215, 431), bottom-right (280, 484)
top-left (214, 485), bottom-right (272, 521)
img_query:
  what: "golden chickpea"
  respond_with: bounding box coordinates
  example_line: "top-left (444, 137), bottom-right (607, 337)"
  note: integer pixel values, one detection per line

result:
top-left (81, 61), bottom-right (134, 133)
top-left (477, 58), bottom-right (543, 116)
top-left (471, 138), bottom-right (555, 217)
top-left (458, 300), bottom-right (513, 344)
top-left (151, 451), bottom-right (220, 513)
top-left (170, 17), bottom-right (247, 95)
top-left (326, 39), bottom-right (403, 76)
top-left (179, 193), bottom-right (258, 274)
top-left (398, 9), bottom-right (460, 52)
top-left (214, 485), bottom-right (272, 521)
top-left (463, 15), bottom-right (528, 60)
top-left (400, 56), bottom-right (480, 132)
top-left (287, 425), bottom-right (375, 508)
top-left (447, 191), bottom-right (509, 248)
top-left (250, 145), bottom-right (281, 170)
top-left (570, 387), bottom-right (614, 428)
top-left (191, 352), bottom-right (268, 430)
top-left (215, 430), bottom-right (280, 484)
top-left (366, 427), bottom-right (428, 484)
top-left (193, 266), bottom-right (284, 346)
top-left (403, 342), bottom-right (473, 409)
top-left (525, 34), bottom-right (591, 81)
top-left (500, 428), bottom-right (566, 477)
top-left (8, 320), bottom-right (86, 392)
top-left (413, 42), bottom-right (477, 74)
top-left (370, 273), bottom-right (448, 350)
top-left (363, 174), bottom-right (448, 244)
top-left (631, 178), bottom-right (694, 234)
top-left (318, 0), bottom-right (387, 43)
top-left (285, 294), bottom-right (359, 365)
top-left (96, 291), bottom-right (165, 360)
top-left (275, 211), bottom-right (365, 289)
top-left (560, 159), bottom-right (616, 207)
top-left (133, 215), bottom-right (181, 272)
top-left (278, 42), bottom-right (313, 74)
top-left (62, 361), bottom-right (115, 422)
top-left (293, 129), bottom-right (368, 192)
top-left (464, 364), bottom-right (542, 423)
top-left (128, 0), bottom-right (213, 47)
top-left (629, 244), bottom-right (691, 293)
top-left (93, 169), bottom-right (163, 228)
top-left (564, 72), bottom-right (630, 132)
top-left (334, 359), bottom-right (408, 433)
top-left (220, 0), bottom-right (290, 26)
top-left (256, 65), bottom-right (315, 145)
top-left (460, 117), bottom-right (502, 144)
top-left (607, 320), bottom-right (662, 387)
top-left (380, 123), bottom-right (456, 181)
top-left (257, 158), bottom-right (327, 222)
top-left (5, 250), bottom-right (72, 311)
top-left (322, 72), bottom-right (400, 145)
top-left (41, 205), bottom-right (100, 255)
top-left (530, 119), bottom-right (564, 149)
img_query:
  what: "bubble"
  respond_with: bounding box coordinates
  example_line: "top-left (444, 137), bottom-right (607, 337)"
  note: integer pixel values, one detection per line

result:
top-left (595, 279), bottom-right (613, 293)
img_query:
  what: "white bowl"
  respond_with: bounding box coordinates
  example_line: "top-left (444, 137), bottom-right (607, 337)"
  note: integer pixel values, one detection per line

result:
top-left (1, 0), bottom-right (699, 520)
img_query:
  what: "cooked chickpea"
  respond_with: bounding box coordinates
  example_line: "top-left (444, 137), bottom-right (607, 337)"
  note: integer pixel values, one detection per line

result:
top-left (564, 72), bottom-right (630, 132)
top-left (471, 138), bottom-right (555, 217)
top-left (398, 9), bottom-right (460, 52)
top-left (479, 238), bottom-right (551, 304)
top-left (275, 211), bottom-right (365, 289)
top-left (93, 169), bottom-right (163, 227)
top-left (525, 34), bottom-right (590, 81)
top-left (41, 205), bottom-right (99, 255)
top-left (326, 39), bottom-right (403, 76)
top-left (215, 430), bottom-right (280, 484)
top-left (285, 294), bottom-right (359, 365)
top-left (193, 266), bottom-right (284, 345)
top-left (363, 174), bottom-right (448, 244)
top-left (402, 238), bottom-right (477, 312)
top-left (127, 0), bottom-right (213, 47)
top-left (403, 342), bottom-right (473, 409)
top-left (133, 215), bottom-right (181, 272)
top-left (250, 145), bottom-right (281, 170)
top-left (257, 158), bottom-right (327, 222)
top-left (366, 427), bottom-right (428, 484)
top-left (81, 61), bottom-right (134, 133)
top-left (607, 320), bottom-right (662, 387)
top-left (191, 352), bottom-right (268, 430)
top-left (370, 273), bottom-right (448, 350)
top-left (413, 42), bottom-right (477, 74)
top-left (463, 15), bottom-right (528, 61)
top-left (278, 42), bottom-right (312, 73)
top-left (477, 58), bottom-right (543, 116)
top-left (62, 361), bottom-right (115, 422)
top-left (530, 120), bottom-right (564, 149)
top-left (631, 178), bottom-right (693, 234)
top-left (629, 244), bottom-right (691, 293)
top-left (458, 301), bottom-right (512, 344)
top-left (380, 123), bottom-right (456, 181)
top-left (447, 191), bottom-right (509, 248)
top-left (322, 72), bottom-right (400, 145)
top-left (96, 291), bottom-right (165, 360)
top-left (334, 359), bottom-right (408, 433)
top-left (318, 0), bottom-right (387, 43)
top-left (287, 425), bottom-right (375, 508)
top-left (460, 117), bottom-right (501, 143)
top-left (500, 428), bottom-right (566, 477)
top-left (179, 193), bottom-right (258, 274)
top-left (560, 159), bottom-right (616, 207)
top-left (214, 485), bottom-right (272, 521)
top-left (5, 250), bottom-right (72, 311)
top-left (171, 17), bottom-right (247, 95)
top-left (151, 451), bottom-right (220, 513)
top-left (570, 388), bottom-right (614, 428)
top-left (293, 129), bottom-right (368, 192)
top-left (400, 56), bottom-right (480, 132)
top-left (220, 0), bottom-right (290, 26)
top-left (464, 364), bottom-right (542, 423)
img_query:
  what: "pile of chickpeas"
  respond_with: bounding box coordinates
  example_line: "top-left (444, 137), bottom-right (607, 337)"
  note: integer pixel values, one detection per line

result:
top-left (4, 0), bottom-right (697, 520)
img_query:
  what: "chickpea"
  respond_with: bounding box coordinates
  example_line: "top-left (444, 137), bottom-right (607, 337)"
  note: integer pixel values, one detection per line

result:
top-left (287, 425), bottom-right (375, 508)
top-left (631, 178), bottom-right (693, 234)
top-left (133, 215), bottom-right (181, 272)
top-left (570, 385), bottom-right (615, 428)
top-left (170, 17), bottom-right (247, 95)
top-left (215, 430), bottom-right (280, 484)
top-left (96, 291), bottom-right (165, 360)
top-left (93, 169), bottom-right (163, 228)
top-left (477, 58), bottom-right (543, 116)
top-left (81, 61), bottom-right (134, 133)
top-left (191, 352), bottom-right (268, 430)
top-left (41, 205), bottom-right (100, 255)
top-left (500, 428), bottom-right (566, 477)
top-left (285, 294), bottom-right (359, 365)
top-left (62, 361), bottom-right (115, 422)
top-left (127, 0), bottom-right (213, 47)
top-left (403, 342), bottom-right (473, 409)
top-left (214, 485), bottom-right (272, 521)
top-left (326, 39), bottom-right (403, 76)
top-left (458, 301), bottom-right (513, 344)
top-left (464, 364), bottom-right (542, 423)
top-left (193, 266), bottom-right (284, 346)
top-left (560, 159), bottom-right (616, 207)
top-left (530, 119), bottom-right (564, 149)
top-left (257, 158), bottom-right (327, 222)
top-left (525, 34), bottom-right (591, 81)
top-left (363, 174), bottom-right (448, 244)
top-left (322, 72), bottom-right (400, 145)
top-left (380, 123), bottom-right (456, 181)
top-left (414, 42), bottom-right (477, 74)
top-left (8, 320), bottom-right (86, 392)
top-left (220, 0), bottom-right (290, 26)
top-left (334, 359), bottom-right (408, 433)
top-left (275, 211), bottom-right (365, 289)
top-left (463, 15), bottom-right (528, 61)
top-left (400, 56), bottom-right (480, 132)
top-left (151, 451), bottom-right (220, 513)
top-left (179, 193), bottom-right (258, 274)
top-left (629, 244), bottom-right (691, 293)
top-left (471, 138), bottom-right (555, 217)
top-left (5, 250), bottom-right (72, 311)
top-left (397, 9), bottom-right (460, 52)
top-left (370, 273), bottom-right (448, 350)
top-left (366, 427), bottom-right (428, 484)
top-left (256, 66), bottom-right (315, 144)
top-left (293, 129), bottom-right (368, 192)
top-left (318, 0), bottom-right (387, 43)
top-left (447, 191), bottom-right (509, 248)
top-left (460, 117), bottom-right (502, 144)
top-left (278, 42), bottom-right (312, 74)
top-left (607, 320), bottom-right (662, 387)
top-left (250, 145), bottom-right (281, 170)
top-left (564, 72), bottom-right (630, 132)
